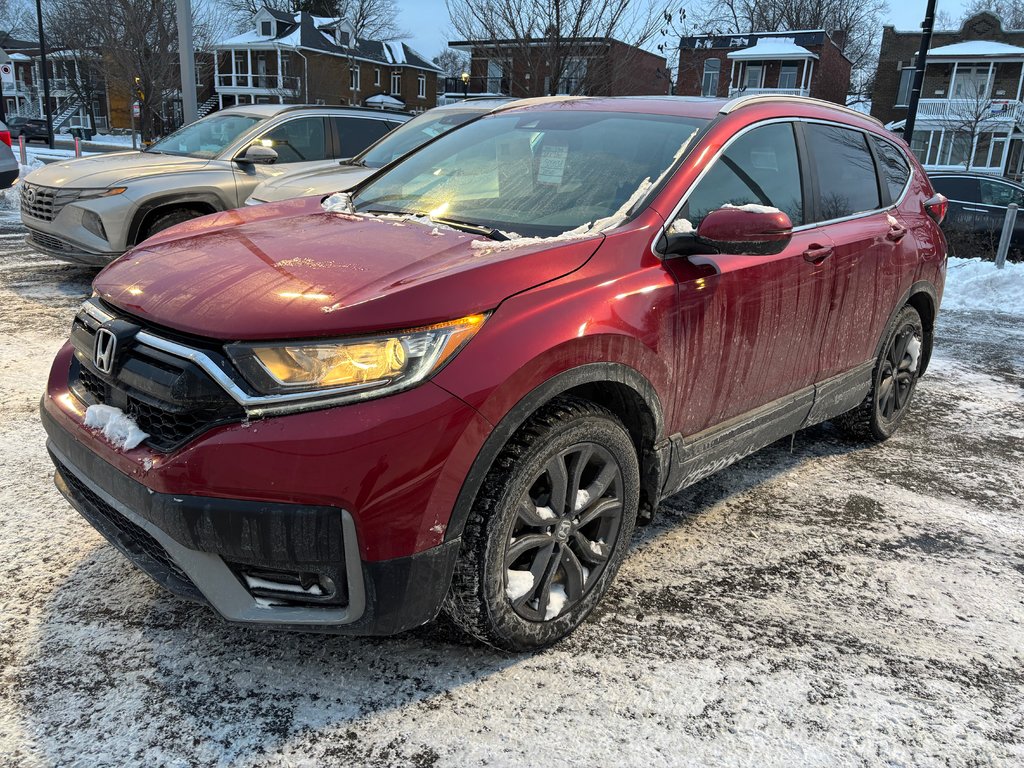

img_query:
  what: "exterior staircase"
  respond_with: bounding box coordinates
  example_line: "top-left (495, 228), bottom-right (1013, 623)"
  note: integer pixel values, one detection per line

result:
top-left (197, 96), bottom-right (218, 119)
top-left (52, 99), bottom-right (83, 130)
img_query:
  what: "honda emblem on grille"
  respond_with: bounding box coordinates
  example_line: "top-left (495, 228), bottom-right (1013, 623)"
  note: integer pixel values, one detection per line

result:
top-left (94, 328), bottom-right (117, 374)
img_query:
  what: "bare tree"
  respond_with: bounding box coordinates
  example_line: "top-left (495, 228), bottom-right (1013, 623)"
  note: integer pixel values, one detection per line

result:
top-left (446, 0), bottom-right (665, 96)
top-left (433, 48), bottom-right (468, 79)
top-left (0, 0), bottom-right (33, 37)
top-left (938, 80), bottom-right (1005, 170)
top-left (223, 0), bottom-right (406, 40)
top-left (41, 0), bottom-right (107, 131)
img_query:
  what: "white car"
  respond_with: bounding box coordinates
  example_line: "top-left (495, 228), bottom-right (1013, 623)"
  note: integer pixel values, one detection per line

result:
top-left (245, 98), bottom-right (519, 205)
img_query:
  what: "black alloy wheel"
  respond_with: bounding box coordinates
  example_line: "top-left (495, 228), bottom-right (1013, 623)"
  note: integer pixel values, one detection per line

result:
top-left (504, 443), bottom-right (625, 622)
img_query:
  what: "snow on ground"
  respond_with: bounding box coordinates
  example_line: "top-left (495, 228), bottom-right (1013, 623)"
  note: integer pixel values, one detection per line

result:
top-left (944, 256), bottom-right (1024, 313)
top-left (0, 217), bottom-right (1022, 765)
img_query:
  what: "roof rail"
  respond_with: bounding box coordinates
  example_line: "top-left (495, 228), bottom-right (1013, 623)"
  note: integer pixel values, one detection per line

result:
top-left (720, 94), bottom-right (883, 127)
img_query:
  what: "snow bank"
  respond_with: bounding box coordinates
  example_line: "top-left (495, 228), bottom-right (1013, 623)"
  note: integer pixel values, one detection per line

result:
top-left (83, 404), bottom-right (149, 450)
top-left (943, 256), bottom-right (1024, 314)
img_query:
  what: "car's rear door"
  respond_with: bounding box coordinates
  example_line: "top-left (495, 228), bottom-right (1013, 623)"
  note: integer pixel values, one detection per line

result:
top-left (800, 122), bottom-right (917, 380)
top-left (329, 115), bottom-right (394, 160)
top-left (931, 175), bottom-right (983, 236)
top-left (663, 120), bottom-right (835, 437)
top-left (977, 176), bottom-right (1024, 244)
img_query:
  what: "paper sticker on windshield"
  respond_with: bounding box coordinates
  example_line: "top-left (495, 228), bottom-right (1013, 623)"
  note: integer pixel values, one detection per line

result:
top-left (538, 144), bottom-right (569, 185)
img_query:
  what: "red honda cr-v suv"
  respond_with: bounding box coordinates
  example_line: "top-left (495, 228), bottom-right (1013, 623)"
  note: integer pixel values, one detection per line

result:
top-left (41, 96), bottom-right (947, 650)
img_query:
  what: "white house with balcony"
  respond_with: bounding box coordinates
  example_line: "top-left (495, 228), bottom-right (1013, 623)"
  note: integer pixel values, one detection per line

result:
top-left (726, 38), bottom-right (817, 97)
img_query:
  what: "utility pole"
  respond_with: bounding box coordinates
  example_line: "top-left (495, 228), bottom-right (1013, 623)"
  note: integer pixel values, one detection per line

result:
top-left (176, 0), bottom-right (197, 125)
top-left (35, 0), bottom-right (54, 148)
top-left (904, 0), bottom-right (938, 141)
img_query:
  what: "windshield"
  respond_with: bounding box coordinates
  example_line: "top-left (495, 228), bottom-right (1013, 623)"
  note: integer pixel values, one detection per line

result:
top-left (358, 109), bottom-right (486, 169)
top-left (353, 111), bottom-right (707, 238)
top-left (147, 113), bottom-right (263, 158)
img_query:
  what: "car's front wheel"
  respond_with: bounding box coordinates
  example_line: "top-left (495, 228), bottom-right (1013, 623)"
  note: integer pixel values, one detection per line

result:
top-left (444, 396), bottom-right (639, 651)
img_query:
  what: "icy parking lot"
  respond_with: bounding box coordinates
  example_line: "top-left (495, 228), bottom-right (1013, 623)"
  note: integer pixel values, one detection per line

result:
top-left (0, 205), bottom-right (1022, 766)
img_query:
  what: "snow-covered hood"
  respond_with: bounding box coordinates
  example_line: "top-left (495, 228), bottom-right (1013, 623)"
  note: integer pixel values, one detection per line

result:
top-left (24, 151), bottom-right (211, 188)
top-left (248, 163), bottom-right (374, 203)
top-left (93, 196), bottom-right (604, 340)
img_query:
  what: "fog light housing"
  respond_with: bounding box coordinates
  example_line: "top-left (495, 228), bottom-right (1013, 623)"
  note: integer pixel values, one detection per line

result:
top-left (82, 209), bottom-right (106, 240)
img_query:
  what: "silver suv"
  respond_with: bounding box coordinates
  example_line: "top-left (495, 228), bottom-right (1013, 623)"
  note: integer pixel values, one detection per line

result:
top-left (20, 104), bottom-right (409, 265)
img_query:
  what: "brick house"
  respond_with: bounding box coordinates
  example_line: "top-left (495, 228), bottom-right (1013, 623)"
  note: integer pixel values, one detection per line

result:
top-left (677, 30), bottom-right (851, 104)
top-left (443, 37), bottom-right (670, 101)
top-left (871, 12), bottom-right (1024, 177)
top-left (214, 8), bottom-right (441, 114)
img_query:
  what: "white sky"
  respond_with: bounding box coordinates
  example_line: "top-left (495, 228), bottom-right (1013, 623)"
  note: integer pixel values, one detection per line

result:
top-left (397, 0), bottom-right (978, 65)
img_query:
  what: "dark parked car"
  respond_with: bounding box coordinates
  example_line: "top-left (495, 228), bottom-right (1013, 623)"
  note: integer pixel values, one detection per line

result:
top-left (7, 116), bottom-right (50, 142)
top-left (42, 95), bottom-right (947, 651)
top-left (929, 172), bottom-right (1024, 256)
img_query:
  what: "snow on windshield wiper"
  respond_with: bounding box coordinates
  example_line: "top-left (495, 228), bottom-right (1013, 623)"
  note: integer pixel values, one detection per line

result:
top-left (430, 217), bottom-right (509, 241)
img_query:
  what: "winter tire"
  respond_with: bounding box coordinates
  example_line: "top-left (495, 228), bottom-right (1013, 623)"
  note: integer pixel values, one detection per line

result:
top-left (443, 396), bottom-right (640, 652)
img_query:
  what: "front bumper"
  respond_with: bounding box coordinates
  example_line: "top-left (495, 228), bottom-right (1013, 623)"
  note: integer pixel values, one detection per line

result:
top-left (43, 403), bottom-right (462, 634)
top-left (25, 227), bottom-right (121, 266)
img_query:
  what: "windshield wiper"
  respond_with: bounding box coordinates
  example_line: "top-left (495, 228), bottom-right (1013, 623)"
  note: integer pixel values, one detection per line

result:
top-left (431, 217), bottom-right (509, 241)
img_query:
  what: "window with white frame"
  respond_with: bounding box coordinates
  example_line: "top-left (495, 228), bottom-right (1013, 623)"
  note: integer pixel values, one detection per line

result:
top-left (350, 65), bottom-right (360, 91)
top-left (779, 64), bottom-right (798, 90)
top-left (744, 64), bottom-right (763, 89)
top-left (417, 74), bottom-right (426, 98)
top-left (953, 64), bottom-right (991, 99)
top-left (391, 69), bottom-right (401, 94)
top-left (701, 59), bottom-right (720, 96)
top-left (374, 67), bottom-right (381, 86)
top-left (896, 67), bottom-right (914, 106)
top-left (261, 20), bottom-right (273, 37)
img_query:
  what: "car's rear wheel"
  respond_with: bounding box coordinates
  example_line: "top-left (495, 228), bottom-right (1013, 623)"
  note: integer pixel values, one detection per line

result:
top-left (835, 304), bottom-right (924, 441)
top-left (444, 396), bottom-right (639, 651)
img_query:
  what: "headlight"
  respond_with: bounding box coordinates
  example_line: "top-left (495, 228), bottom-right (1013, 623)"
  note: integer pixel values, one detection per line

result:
top-left (226, 314), bottom-right (486, 399)
top-left (245, 197), bottom-right (267, 206)
top-left (76, 187), bottom-right (127, 199)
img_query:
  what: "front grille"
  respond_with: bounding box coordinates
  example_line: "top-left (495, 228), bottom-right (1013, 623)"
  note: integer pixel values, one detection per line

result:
top-left (69, 306), bottom-right (246, 452)
top-left (55, 460), bottom-right (201, 597)
top-left (28, 229), bottom-right (72, 253)
top-left (21, 184), bottom-right (81, 222)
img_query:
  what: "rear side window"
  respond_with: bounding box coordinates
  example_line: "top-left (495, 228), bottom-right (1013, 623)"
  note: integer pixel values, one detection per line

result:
top-left (931, 175), bottom-right (980, 201)
top-left (805, 124), bottom-right (880, 221)
top-left (682, 122), bottom-right (804, 226)
top-left (333, 117), bottom-right (392, 157)
top-left (872, 137), bottom-right (911, 202)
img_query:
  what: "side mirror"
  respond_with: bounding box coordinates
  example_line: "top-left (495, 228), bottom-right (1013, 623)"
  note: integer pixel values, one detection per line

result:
top-left (237, 144), bottom-right (279, 165)
top-left (663, 205), bottom-right (794, 257)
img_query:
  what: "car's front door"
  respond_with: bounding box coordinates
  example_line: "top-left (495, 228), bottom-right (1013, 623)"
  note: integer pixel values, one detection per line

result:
top-left (663, 121), bottom-right (835, 439)
top-left (977, 176), bottom-right (1024, 245)
top-left (231, 116), bottom-right (332, 205)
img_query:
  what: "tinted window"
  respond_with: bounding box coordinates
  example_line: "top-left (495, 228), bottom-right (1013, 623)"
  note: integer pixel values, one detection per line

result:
top-left (333, 117), bottom-right (392, 157)
top-left (979, 178), bottom-right (1024, 207)
top-left (257, 117), bottom-right (328, 163)
top-left (872, 137), bottom-right (911, 202)
top-left (805, 124), bottom-right (880, 221)
top-left (931, 176), bottom-right (980, 201)
top-left (682, 122), bottom-right (803, 226)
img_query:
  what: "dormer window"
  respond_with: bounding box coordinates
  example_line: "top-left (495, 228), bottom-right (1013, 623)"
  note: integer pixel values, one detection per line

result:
top-left (338, 30), bottom-right (350, 47)
top-left (261, 20), bottom-right (273, 37)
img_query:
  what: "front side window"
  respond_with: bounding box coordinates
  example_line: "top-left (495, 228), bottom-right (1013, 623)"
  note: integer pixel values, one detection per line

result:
top-left (872, 137), bottom-right (911, 202)
top-left (979, 178), bottom-right (1024, 206)
top-left (701, 59), bottom-right (720, 97)
top-left (804, 123), bottom-right (881, 221)
top-left (418, 74), bottom-right (426, 98)
top-left (375, 67), bottom-right (381, 86)
top-left (255, 117), bottom-right (328, 163)
top-left (148, 113), bottom-right (262, 158)
top-left (354, 111), bottom-right (708, 238)
top-left (350, 66), bottom-right (360, 91)
top-left (391, 70), bottom-right (402, 94)
top-left (680, 122), bottom-right (803, 227)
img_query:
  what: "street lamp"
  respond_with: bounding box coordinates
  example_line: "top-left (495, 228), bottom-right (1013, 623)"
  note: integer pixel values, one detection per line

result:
top-left (461, 71), bottom-right (469, 98)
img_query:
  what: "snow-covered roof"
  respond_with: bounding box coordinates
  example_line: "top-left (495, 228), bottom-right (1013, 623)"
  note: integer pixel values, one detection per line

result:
top-left (928, 40), bottom-right (1024, 58)
top-left (727, 37), bottom-right (818, 61)
top-left (364, 93), bottom-right (405, 107)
